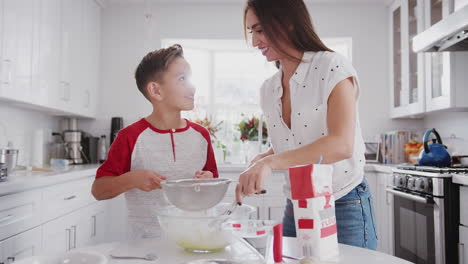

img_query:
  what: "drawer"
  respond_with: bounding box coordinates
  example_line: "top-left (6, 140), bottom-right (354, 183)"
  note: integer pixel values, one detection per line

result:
top-left (42, 178), bottom-right (95, 223)
top-left (0, 190), bottom-right (42, 241)
top-left (461, 186), bottom-right (468, 226)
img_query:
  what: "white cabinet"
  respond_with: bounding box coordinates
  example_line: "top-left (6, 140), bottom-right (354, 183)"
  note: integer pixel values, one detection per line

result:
top-left (55, 0), bottom-right (83, 114)
top-left (79, 0), bottom-right (101, 118)
top-left (460, 225), bottom-right (468, 264)
top-left (1, 0), bottom-right (101, 118)
top-left (41, 178), bottom-right (95, 223)
top-left (0, 190), bottom-right (42, 242)
top-left (389, 0), bottom-right (468, 117)
top-left (365, 168), bottom-right (394, 255)
top-left (422, 0), bottom-right (468, 112)
top-left (42, 209), bottom-right (78, 255)
top-left (0, 227), bottom-right (42, 263)
top-left (42, 201), bottom-right (108, 256)
top-left (0, 0), bottom-right (3, 86)
top-left (220, 170), bottom-right (287, 221)
top-left (461, 186), bottom-right (468, 227)
top-left (0, 0), bottom-right (37, 103)
top-left (33, 0), bottom-right (62, 108)
top-left (389, 0), bottom-right (426, 118)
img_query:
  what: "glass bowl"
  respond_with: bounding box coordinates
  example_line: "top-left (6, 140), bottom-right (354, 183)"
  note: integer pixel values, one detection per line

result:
top-left (155, 202), bottom-right (256, 253)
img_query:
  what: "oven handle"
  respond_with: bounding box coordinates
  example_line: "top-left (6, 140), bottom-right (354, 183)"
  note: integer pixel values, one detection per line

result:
top-left (385, 188), bottom-right (433, 204)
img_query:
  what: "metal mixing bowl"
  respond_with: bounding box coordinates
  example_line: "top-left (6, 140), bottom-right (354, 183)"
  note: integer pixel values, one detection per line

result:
top-left (161, 178), bottom-right (231, 211)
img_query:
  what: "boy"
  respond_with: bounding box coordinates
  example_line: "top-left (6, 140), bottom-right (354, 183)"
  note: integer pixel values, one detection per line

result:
top-left (91, 44), bottom-right (218, 239)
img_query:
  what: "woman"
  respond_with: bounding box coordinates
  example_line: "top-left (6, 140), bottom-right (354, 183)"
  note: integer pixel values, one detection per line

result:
top-left (236, 0), bottom-right (377, 249)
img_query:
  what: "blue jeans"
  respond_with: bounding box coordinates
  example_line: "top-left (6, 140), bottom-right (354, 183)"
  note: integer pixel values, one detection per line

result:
top-left (282, 179), bottom-right (378, 250)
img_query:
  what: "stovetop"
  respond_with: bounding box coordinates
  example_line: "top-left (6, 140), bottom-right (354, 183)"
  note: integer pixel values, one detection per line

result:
top-left (396, 164), bottom-right (468, 174)
top-left (393, 164), bottom-right (466, 196)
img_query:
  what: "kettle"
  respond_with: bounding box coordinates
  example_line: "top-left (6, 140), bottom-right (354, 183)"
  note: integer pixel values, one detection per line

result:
top-left (419, 128), bottom-right (452, 167)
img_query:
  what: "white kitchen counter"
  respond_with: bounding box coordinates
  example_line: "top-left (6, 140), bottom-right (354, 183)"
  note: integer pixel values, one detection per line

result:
top-left (0, 164), bottom-right (99, 196)
top-left (80, 236), bottom-right (264, 264)
top-left (277, 237), bottom-right (411, 264)
top-left (77, 236), bottom-right (410, 264)
top-left (219, 163), bottom-right (395, 173)
top-left (453, 174), bottom-right (468, 186)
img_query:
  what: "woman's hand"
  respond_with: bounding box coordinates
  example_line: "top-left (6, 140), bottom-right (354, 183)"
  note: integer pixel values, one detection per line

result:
top-left (236, 157), bottom-right (273, 204)
top-left (194, 170), bottom-right (214, 179)
top-left (249, 147), bottom-right (274, 167)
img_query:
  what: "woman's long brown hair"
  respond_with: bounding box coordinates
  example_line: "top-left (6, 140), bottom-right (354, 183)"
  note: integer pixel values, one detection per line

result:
top-left (243, 0), bottom-right (333, 67)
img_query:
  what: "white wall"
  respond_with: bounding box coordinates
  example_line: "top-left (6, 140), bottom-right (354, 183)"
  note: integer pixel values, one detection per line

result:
top-left (0, 2), bottom-right (465, 167)
top-left (0, 102), bottom-right (60, 166)
top-left (424, 112), bottom-right (468, 152)
top-left (80, 2), bottom-right (425, 141)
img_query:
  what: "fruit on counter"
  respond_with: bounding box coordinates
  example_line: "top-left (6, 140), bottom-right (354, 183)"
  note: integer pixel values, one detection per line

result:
top-left (404, 139), bottom-right (423, 164)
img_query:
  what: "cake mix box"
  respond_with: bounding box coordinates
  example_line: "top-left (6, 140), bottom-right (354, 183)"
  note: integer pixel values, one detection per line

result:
top-left (289, 164), bottom-right (339, 262)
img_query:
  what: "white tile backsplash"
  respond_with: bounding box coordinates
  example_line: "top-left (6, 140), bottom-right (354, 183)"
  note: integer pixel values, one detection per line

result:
top-left (0, 103), bottom-right (60, 166)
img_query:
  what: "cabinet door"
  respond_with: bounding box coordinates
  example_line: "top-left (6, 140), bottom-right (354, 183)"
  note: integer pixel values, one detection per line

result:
top-left (390, 0), bottom-right (426, 118)
top-left (42, 213), bottom-right (74, 255)
top-left (0, 0), bottom-right (3, 84)
top-left (57, 0), bottom-right (83, 113)
top-left (3, 227), bottom-right (41, 262)
top-left (423, 0), bottom-right (468, 112)
top-left (266, 197), bottom-right (286, 222)
top-left (390, 1), bottom-right (403, 112)
top-left (74, 202), bottom-right (107, 248)
top-left (0, 0), bottom-right (35, 103)
top-left (33, 0), bottom-right (62, 108)
top-left (80, 0), bottom-right (100, 118)
top-left (460, 225), bottom-right (468, 264)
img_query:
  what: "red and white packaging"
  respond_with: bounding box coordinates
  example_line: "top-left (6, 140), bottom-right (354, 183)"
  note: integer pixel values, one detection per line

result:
top-left (289, 164), bottom-right (339, 262)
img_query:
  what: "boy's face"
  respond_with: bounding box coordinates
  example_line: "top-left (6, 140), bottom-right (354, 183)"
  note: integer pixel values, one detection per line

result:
top-left (153, 57), bottom-right (195, 111)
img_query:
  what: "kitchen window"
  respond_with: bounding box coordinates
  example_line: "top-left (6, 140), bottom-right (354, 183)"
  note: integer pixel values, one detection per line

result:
top-left (162, 38), bottom-right (352, 164)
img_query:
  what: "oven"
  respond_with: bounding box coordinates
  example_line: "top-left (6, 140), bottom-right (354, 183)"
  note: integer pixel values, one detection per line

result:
top-left (387, 166), bottom-right (461, 264)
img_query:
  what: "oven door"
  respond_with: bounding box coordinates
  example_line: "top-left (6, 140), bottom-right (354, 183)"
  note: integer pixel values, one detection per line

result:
top-left (386, 188), bottom-right (445, 264)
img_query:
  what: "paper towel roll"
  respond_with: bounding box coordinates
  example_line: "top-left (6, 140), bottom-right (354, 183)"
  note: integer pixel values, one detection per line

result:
top-left (31, 129), bottom-right (44, 167)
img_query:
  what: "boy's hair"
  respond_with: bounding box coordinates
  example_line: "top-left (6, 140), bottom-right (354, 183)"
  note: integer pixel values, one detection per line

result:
top-left (134, 44), bottom-right (184, 99)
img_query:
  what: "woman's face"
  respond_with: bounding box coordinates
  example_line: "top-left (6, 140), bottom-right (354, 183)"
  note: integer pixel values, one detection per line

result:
top-left (245, 9), bottom-right (283, 62)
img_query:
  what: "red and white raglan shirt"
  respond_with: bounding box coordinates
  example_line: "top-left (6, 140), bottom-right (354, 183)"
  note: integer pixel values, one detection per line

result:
top-left (96, 118), bottom-right (218, 239)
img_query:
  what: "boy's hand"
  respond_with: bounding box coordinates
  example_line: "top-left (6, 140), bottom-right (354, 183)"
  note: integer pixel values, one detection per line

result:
top-left (194, 170), bottom-right (213, 179)
top-left (134, 170), bottom-right (167, 192)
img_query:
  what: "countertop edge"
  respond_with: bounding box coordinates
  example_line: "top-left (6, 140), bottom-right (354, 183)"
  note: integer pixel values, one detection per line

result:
top-left (0, 165), bottom-right (99, 196)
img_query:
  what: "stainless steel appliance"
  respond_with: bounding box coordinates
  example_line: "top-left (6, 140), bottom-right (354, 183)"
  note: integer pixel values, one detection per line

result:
top-left (0, 147), bottom-right (18, 173)
top-left (64, 130), bottom-right (84, 164)
top-left (388, 165), bottom-right (464, 264)
top-left (53, 117), bottom-right (88, 165)
top-left (0, 163), bottom-right (7, 182)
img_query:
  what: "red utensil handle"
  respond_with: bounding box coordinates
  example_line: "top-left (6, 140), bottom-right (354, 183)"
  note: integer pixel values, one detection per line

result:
top-left (273, 223), bottom-right (283, 263)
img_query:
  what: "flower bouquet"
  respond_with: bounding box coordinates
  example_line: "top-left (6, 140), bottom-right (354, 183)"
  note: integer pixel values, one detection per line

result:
top-left (236, 114), bottom-right (268, 144)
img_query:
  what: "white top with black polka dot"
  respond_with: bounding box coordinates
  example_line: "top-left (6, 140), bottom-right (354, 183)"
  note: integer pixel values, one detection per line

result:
top-left (259, 51), bottom-right (366, 200)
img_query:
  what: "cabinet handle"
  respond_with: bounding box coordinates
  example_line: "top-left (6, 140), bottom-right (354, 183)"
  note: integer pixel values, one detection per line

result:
top-left (268, 207), bottom-right (272, 220)
top-left (0, 214), bottom-right (13, 223)
top-left (60, 81), bottom-right (67, 101)
top-left (64, 195), bottom-right (77, 200)
top-left (66, 83), bottom-right (71, 102)
top-left (257, 206), bottom-right (260, 220)
top-left (71, 225), bottom-right (77, 249)
top-left (460, 243), bottom-right (465, 264)
top-left (66, 228), bottom-right (71, 251)
top-left (2, 60), bottom-right (12, 85)
top-left (85, 90), bottom-right (90, 108)
top-left (92, 215), bottom-right (97, 237)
